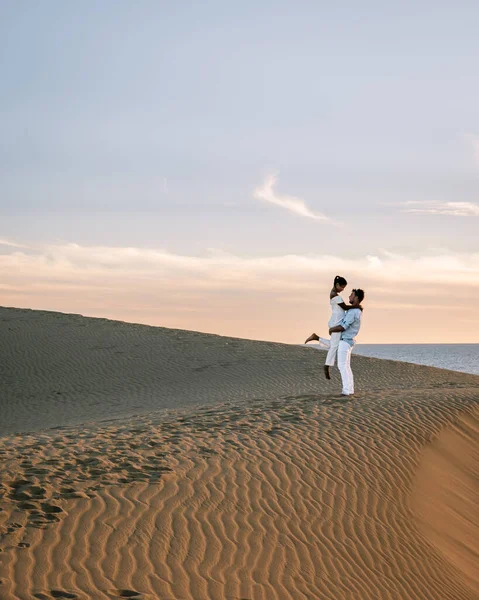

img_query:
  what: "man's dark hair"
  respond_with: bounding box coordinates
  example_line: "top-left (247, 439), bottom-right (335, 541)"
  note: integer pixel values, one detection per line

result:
top-left (353, 288), bottom-right (365, 303)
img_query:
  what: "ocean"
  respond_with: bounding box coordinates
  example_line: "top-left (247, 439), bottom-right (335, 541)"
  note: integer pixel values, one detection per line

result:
top-left (354, 344), bottom-right (479, 376)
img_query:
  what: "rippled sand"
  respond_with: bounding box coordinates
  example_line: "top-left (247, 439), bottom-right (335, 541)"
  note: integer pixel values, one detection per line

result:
top-left (0, 307), bottom-right (478, 599)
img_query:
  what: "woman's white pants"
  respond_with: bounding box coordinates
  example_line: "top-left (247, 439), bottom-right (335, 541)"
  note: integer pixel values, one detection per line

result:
top-left (318, 332), bottom-right (341, 366)
top-left (337, 340), bottom-right (354, 395)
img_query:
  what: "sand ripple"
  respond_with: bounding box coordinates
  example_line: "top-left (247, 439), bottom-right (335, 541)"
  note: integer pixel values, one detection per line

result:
top-left (1, 387), bottom-right (478, 599)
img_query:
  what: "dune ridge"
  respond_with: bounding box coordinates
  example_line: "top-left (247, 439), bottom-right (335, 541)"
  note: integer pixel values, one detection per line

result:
top-left (412, 411), bottom-right (479, 595)
top-left (1, 307), bottom-right (478, 599)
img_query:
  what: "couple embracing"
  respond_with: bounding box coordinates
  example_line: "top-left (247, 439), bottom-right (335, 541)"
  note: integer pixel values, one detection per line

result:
top-left (305, 276), bottom-right (365, 396)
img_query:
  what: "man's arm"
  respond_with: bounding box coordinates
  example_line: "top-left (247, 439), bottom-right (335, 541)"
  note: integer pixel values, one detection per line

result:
top-left (329, 309), bottom-right (357, 335)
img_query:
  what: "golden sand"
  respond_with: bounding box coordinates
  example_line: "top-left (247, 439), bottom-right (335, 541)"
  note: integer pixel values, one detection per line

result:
top-left (0, 307), bottom-right (478, 599)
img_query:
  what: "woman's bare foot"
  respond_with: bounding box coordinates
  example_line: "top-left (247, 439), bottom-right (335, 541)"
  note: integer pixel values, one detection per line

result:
top-left (324, 365), bottom-right (331, 380)
top-left (304, 333), bottom-right (320, 344)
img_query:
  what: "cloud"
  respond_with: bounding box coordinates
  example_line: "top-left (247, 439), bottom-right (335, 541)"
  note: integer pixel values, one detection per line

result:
top-left (1, 242), bottom-right (478, 293)
top-left (253, 173), bottom-right (331, 222)
top-left (0, 239), bottom-right (30, 248)
top-left (401, 201), bottom-right (479, 217)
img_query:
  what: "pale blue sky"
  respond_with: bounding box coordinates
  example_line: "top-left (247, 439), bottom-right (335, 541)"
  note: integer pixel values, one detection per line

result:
top-left (1, 1), bottom-right (478, 342)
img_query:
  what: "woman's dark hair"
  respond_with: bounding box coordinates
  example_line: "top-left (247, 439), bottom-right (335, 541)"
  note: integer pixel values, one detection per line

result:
top-left (334, 275), bottom-right (348, 287)
top-left (353, 288), bottom-right (365, 303)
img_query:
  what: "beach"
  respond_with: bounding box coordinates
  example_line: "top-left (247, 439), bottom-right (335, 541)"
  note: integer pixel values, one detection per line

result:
top-left (0, 307), bottom-right (478, 599)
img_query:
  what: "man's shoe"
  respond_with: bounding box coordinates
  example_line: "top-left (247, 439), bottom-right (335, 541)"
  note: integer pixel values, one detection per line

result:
top-left (324, 365), bottom-right (331, 380)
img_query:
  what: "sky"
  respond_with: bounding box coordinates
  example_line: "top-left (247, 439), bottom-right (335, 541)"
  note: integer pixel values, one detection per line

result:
top-left (1, 1), bottom-right (478, 343)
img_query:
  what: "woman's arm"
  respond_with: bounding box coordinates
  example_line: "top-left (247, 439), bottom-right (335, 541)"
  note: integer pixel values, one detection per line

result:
top-left (338, 302), bottom-right (356, 310)
top-left (339, 302), bottom-right (363, 311)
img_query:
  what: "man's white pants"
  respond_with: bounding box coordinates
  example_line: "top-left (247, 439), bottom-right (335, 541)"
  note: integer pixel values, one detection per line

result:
top-left (337, 340), bottom-right (354, 395)
top-left (318, 332), bottom-right (341, 366)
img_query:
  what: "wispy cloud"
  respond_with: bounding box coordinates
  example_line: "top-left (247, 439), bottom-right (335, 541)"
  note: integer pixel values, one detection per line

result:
top-left (253, 173), bottom-right (330, 222)
top-left (0, 239), bottom-right (31, 249)
top-left (401, 201), bottom-right (479, 217)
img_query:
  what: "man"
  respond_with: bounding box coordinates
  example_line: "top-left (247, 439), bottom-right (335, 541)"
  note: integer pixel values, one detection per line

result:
top-left (328, 288), bottom-right (364, 396)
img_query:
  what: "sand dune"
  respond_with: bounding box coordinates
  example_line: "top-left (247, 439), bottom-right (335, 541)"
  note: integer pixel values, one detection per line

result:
top-left (0, 306), bottom-right (475, 437)
top-left (0, 307), bottom-right (478, 599)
